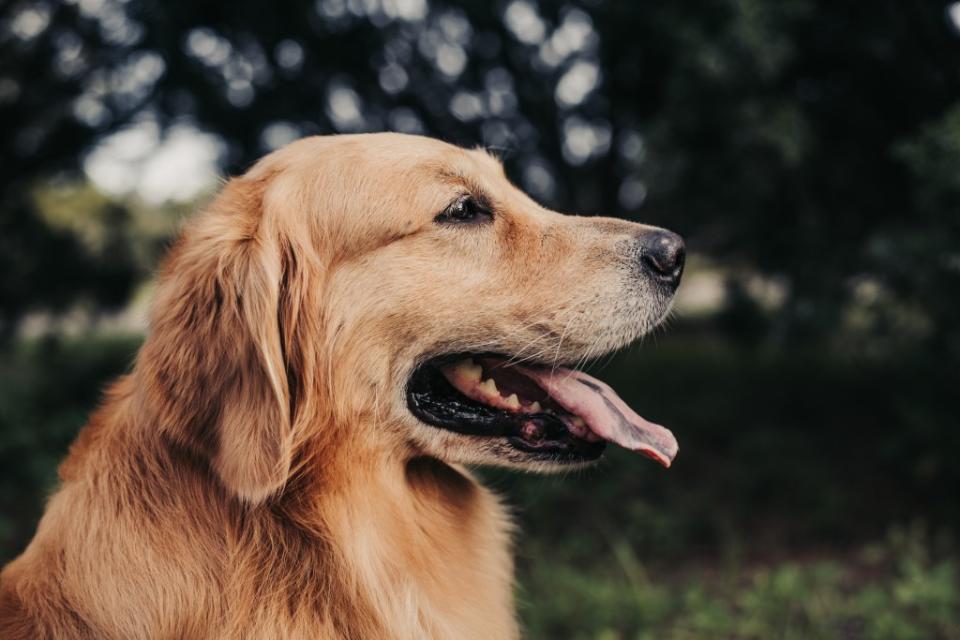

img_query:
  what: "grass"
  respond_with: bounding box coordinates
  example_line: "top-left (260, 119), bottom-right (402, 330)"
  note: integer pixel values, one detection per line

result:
top-left (1, 330), bottom-right (957, 638)
top-left (514, 515), bottom-right (960, 639)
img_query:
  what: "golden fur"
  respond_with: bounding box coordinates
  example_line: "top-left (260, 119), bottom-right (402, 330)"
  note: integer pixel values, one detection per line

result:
top-left (0, 133), bottom-right (675, 639)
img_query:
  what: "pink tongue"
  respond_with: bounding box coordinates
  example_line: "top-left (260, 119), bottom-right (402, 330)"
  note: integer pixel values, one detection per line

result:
top-left (516, 366), bottom-right (679, 467)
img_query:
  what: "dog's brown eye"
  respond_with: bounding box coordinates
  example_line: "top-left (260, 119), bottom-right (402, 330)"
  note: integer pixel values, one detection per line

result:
top-left (435, 195), bottom-right (492, 225)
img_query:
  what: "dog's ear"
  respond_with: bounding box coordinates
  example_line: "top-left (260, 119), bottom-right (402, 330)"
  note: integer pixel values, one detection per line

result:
top-left (139, 177), bottom-right (295, 503)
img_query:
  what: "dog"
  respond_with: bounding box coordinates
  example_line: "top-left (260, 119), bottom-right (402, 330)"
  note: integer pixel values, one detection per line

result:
top-left (0, 133), bottom-right (683, 639)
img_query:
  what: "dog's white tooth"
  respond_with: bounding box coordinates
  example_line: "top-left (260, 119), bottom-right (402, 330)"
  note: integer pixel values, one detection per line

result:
top-left (505, 394), bottom-right (521, 409)
top-left (458, 360), bottom-right (483, 383)
top-left (570, 416), bottom-right (586, 428)
top-left (480, 378), bottom-right (499, 396)
top-left (529, 401), bottom-right (542, 413)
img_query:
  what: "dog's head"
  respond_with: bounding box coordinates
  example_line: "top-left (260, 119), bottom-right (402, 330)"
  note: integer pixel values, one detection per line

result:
top-left (140, 133), bottom-right (683, 502)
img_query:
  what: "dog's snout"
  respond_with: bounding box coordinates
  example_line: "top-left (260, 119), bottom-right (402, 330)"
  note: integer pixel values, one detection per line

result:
top-left (638, 230), bottom-right (685, 289)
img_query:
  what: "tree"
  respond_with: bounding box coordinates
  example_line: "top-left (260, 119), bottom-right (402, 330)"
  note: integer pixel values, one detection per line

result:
top-left (2, 0), bottom-right (958, 357)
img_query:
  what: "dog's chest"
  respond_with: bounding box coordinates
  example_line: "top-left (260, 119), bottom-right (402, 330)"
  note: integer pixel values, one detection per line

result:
top-left (318, 465), bottom-right (520, 639)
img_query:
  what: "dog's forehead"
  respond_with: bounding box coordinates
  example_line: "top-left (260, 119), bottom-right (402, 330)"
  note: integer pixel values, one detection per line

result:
top-left (255, 134), bottom-right (528, 253)
top-left (277, 134), bottom-right (505, 188)
top-left (326, 135), bottom-right (514, 210)
top-left (350, 136), bottom-right (507, 190)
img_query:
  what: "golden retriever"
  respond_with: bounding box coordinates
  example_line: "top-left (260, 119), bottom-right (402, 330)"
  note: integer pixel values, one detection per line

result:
top-left (0, 133), bottom-right (683, 639)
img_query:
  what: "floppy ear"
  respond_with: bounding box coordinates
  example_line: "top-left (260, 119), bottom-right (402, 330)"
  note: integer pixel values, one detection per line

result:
top-left (139, 178), bottom-right (294, 503)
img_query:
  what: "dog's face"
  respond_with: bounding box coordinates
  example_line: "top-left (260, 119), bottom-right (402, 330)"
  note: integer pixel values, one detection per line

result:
top-left (145, 133), bottom-right (683, 501)
top-left (256, 134), bottom-right (681, 470)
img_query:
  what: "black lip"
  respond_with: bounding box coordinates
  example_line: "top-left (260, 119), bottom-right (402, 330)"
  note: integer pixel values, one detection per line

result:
top-left (406, 355), bottom-right (606, 462)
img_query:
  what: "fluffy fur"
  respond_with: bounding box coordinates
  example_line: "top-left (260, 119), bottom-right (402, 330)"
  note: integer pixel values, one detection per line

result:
top-left (0, 133), bottom-right (675, 639)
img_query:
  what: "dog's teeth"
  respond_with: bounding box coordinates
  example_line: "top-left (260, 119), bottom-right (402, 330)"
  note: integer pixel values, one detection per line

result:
top-left (567, 415), bottom-right (594, 439)
top-left (504, 394), bottom-right (521, 409)
top-left (529, 401), bottom-right (542, 413)
top-left (456, 359), bottom-right (483, 383)
top-left (480, 378), bottom-right (499, 396)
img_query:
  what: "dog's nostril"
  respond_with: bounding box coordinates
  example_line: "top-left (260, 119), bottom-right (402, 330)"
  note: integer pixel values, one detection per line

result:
top-left (639, 230), bottom-right (685, 288)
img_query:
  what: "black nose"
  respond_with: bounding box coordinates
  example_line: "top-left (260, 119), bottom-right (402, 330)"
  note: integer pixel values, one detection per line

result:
top-left (638, 229), bottom-right (685, 289)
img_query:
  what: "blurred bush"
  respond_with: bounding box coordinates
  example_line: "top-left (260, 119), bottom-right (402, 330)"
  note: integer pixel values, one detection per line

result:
top-left (520, 525), bottom-right (960, 639)
top-left (2, 0), bottom-right (960, 355)
top-left (0, 334), bottom-right (141, 552)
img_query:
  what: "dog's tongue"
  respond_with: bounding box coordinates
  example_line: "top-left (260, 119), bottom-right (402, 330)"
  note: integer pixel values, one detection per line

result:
top-left (516, 366), bottom-right (679, 467)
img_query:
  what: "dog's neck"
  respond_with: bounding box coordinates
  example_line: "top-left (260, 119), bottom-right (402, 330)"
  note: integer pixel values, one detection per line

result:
top-left (36, 378), bottom-right (521, 638)
top-left (251, 451), bottom-right (519, 638)
top-left (68, 381), bottom-right (519, 637)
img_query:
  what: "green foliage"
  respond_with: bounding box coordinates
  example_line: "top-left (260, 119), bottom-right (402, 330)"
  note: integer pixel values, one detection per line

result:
top-left (0, 334), bottom-right (141, 554)
top-left (3, 0), bottom-right (960, 357)
top-left (32, 182), bottom-right (190, 273)
top-left (517, 527), bottom-right (960, 639)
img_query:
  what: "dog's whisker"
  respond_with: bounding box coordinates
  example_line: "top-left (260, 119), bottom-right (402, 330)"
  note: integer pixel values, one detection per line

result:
top-left (460, 302), bottom-right (581, 366)
top-left (550, 314), bottom-right (576, 376)
top-left (500, 306), bottom-right (584, 369)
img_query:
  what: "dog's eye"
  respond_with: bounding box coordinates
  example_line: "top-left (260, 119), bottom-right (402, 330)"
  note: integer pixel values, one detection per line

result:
top-left (435, 195), bottom-right (492, 225)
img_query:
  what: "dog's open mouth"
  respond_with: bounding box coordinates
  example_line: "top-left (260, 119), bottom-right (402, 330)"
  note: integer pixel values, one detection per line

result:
top-left (407, 355), bottom-right (678, 466)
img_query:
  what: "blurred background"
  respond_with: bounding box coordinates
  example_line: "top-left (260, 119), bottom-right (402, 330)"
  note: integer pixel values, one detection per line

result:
top-left (2, 0), bottom-right (959, 637)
